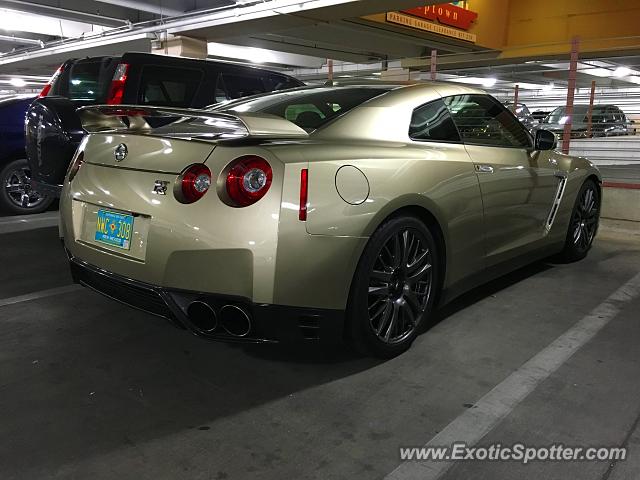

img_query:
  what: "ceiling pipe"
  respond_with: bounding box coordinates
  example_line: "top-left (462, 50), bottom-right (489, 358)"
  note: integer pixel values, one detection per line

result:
top-left (0, 0), bottom-right (131, 27)
top-left (0, 34), bottom-right (42, 45)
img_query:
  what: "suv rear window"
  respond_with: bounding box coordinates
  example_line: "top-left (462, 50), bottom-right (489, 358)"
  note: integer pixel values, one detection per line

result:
top-left (68, 61), bottom-right (112, 102)
top-left (138, 66), bottom-right (203, 107)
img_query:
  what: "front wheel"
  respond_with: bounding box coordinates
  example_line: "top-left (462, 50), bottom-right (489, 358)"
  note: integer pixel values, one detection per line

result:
top-left (0, 159), bottom-right (53, 215)
top-left (559, 179), bottom-right (600, 262)
top-left (346, 215), bottom-right (439, 358)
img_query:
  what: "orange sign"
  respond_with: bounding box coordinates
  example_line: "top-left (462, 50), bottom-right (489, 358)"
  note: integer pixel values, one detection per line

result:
top-left (386, 11), bottom-right (476, 42)
top-left (402, 3), bottom-right (478, 31)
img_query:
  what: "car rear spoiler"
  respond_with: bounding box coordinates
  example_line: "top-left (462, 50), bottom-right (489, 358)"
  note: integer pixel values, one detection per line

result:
top-left (77, 105), bottom-right (309, 141)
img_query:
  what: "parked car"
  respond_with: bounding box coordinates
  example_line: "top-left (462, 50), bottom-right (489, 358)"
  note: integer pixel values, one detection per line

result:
top-left (532, 110), bottom-right (551, 122)
top-left (0, 95), bottom-right (53, 214)
top-left (25, 52), bottom-right (304, 199)
top-left (541, 104), bottom-right (631, 138)
top-left (60, 84), bottom-right (601, 358)
top-left (503, 101), bottom-right (537, 130)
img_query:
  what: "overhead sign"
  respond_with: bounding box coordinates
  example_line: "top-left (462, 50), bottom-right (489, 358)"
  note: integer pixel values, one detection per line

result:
top-left (402, 4), bottom-right (478, 31)
top-left (386, 11), bottom-right (477, 43)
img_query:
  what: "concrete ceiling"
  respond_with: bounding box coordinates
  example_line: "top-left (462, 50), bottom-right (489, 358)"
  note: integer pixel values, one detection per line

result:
top-left (0, 0), bottom-right (455, 76)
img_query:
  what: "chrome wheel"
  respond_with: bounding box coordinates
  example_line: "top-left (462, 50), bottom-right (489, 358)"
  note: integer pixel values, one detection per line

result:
top-left (571, 185), bottom-right (599, 251)
top-left (4, 165), bottom-right (45, 209)
top-left (368, 229), bottom-right (433, 345)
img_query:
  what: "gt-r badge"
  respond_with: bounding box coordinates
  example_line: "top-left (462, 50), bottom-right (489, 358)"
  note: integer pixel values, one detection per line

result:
top-left (114, 143), bottom-right (128, 162)
top-left (152, 180), bottom-right (169, 195)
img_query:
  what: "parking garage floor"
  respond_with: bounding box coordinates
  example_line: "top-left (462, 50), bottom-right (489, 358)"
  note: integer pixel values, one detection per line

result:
top-left (1, 214), bottom-right (639, 480)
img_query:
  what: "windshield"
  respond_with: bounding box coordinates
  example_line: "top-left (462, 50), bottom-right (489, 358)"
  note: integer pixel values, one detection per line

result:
top-left (543, 105), bottom-right (591, 124)
top-left (213, 87), bottom-right (392, 131)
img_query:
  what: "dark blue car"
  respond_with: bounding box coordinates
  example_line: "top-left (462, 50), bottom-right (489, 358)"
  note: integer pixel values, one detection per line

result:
top-left (0, 95), bottom-right (52, 214)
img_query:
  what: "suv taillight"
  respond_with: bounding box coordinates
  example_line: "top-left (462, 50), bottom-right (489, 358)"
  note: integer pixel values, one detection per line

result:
top-left (106, 63), bottom-right (130, 105)
top-left (176, 164), bottom-right (211, 204)
top-left (39, 64), bottom-right (64, 98)
top-left (225, 156), bottom-right (272, 207)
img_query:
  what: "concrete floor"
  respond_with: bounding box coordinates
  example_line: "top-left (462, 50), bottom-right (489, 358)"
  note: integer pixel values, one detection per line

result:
top-left (0, 216), bottom-right (639, 480)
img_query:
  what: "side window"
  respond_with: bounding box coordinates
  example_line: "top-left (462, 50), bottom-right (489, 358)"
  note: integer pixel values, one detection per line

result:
top-left (222, 73), bottom-right (266, 99)
top-left (444, 94), bottom-right (532, 148)
top-left (138, 66), bottom-right (203, 107)
top-left (409, 99), bottom-right (461, 142)
top-left (214, 74), bottom-right (229, 103)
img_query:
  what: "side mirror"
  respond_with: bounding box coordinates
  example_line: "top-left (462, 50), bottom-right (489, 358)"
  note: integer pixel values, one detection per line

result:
top-left (534, 129), bottom-right (557, 151)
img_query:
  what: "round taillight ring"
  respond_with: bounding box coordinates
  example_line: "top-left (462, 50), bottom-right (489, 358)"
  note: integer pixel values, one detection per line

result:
top-left (176, 164), bottom-right (211, 204)
top-left (224, 156), bottom-right (272, 207)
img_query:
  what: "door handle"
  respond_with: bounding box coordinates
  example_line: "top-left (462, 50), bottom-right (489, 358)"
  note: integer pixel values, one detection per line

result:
top-left (475, 164), bottom-right (494, 174)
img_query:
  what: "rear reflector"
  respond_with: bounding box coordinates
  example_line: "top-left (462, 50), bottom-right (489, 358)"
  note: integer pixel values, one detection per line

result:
top-left (299, 168), bottom-right (308, 221)
top-left (38, 64), bottom-right (64, 98)
top-left (106, 63), bottom-right (129, 105)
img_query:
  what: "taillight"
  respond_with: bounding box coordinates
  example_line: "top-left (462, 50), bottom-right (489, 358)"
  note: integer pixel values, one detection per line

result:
top-left (225, 156), bottom-right (272, 207)
top-left (299, 168), bottom-right (308, 221)
top-left (39, 64), bottom-right (64, 98)
top-left (106, 63), bottom-right (129, 105)
top-left (68, 151), bottom-right (84, 183)
top-left (176, 164), bottom-right (211, 204)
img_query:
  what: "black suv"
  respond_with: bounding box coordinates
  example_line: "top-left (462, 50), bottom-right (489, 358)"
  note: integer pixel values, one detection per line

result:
top-left (26, 52), bottom-right (303, 198)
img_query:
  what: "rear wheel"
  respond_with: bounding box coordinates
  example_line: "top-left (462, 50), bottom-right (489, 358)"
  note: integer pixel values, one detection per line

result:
top-left (0, 159), bottom-right (53, 215)
top-left (346, 215), bottom-right (439, 358)
top-left (559, 179), bottom-right (600, 262)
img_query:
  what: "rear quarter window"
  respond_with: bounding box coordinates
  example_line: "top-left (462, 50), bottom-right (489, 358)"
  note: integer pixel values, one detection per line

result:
top-left (138, 66), bottom-right (203, 107)
top-left (68, 60), bottom-right (114, 102)
top-left (222, 73), bottom-right (268, 99)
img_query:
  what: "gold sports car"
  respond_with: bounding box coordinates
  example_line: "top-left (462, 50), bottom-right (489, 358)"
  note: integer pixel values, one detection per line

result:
top-left (60, 84), bottom-right (601, 357)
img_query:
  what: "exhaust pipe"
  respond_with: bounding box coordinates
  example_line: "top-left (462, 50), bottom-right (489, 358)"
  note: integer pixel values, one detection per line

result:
top-left (220, 305), bottom-right (252, 337)
top-left (186, 301), bottom-right (218, 333)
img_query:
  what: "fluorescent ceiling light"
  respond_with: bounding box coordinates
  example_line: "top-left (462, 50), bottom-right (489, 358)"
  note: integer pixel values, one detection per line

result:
top-left (9, 78), bottom-right (25, 87)
top-left (482, 77), bottom-right (497, 87)
top-left (613, 66), bottom-right (631, 77)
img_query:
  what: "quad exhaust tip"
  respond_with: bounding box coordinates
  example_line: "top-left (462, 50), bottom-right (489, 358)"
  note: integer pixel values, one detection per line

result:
top-left (220, 304), bottom-right (252, 337)
top-left (186, 300), bottom-right (218, 333)
top-left (185, 301), bottom-right (252, 338)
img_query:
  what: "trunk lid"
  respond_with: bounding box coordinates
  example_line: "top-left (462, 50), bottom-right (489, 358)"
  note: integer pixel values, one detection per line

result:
top-left (83, 133), bottom-right (216, 174)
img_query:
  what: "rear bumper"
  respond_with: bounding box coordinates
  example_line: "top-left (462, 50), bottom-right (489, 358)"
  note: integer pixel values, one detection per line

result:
top-left (68, 254), bottom-right (345, 345)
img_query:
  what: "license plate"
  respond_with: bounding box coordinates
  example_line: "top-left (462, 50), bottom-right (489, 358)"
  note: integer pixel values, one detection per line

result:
top-left (95, 210), bottom-right (134, 250)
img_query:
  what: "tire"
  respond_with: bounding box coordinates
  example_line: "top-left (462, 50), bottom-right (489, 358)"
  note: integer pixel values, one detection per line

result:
top-left (0, 158), bottom-right (53, 215)
top-left (559, 179), bottom-right (600, 262)
top-left (346, 215), bottom-right (439, 358)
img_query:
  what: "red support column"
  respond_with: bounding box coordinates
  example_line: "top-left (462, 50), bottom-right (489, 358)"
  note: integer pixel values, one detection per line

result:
top-left (430, 49), bottom-right (437, 81)
top-left (327, 59), bottom-right (334, 82)
top-left (562, 36), bottom-right (580, 154)
top-left (512, 84), bottom-right (519, 112)
top-left (586, 80), bottom-right (596, 138)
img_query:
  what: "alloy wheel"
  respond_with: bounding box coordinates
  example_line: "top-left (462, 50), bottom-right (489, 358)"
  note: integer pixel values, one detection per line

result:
top-left (367, 229), bottom-right (433, 345)
top-left (571, 185), bottom-right (599, 251)
top-left (4, 166), bottom-right (45, 209)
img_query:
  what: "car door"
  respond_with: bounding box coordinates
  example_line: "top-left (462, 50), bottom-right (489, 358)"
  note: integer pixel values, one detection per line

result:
top-left (444, 94), bottom-right (561, 266)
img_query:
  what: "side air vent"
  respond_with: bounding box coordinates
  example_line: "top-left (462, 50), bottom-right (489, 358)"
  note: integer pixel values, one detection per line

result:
top-left (546, 174), bottom-right (568, 232)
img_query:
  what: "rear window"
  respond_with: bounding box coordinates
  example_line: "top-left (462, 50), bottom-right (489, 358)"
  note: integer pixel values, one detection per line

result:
top-left (138, 66), bottom-right (203, 107)
top-left (218, 87), bottom-right (390, 131)
top-left (67, 61), bottom-right (112, 102)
